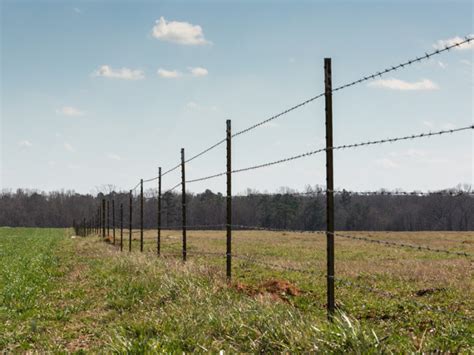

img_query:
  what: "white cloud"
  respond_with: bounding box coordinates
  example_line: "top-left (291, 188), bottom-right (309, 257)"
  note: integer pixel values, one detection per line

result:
top-left (460, 59), bottom-right (472, 66)
top-left (437, 61), bottom-right (447, 69)
top-left (56, 106), bottom-right (84, 116)
top-left (368, 78), bottom-right (439, 91)
top-left (18, 140), bottom-right (32, 148)
top-left (375, 158), bottom-right (399, 169)
top-left (73, 7), bottom-right (82, 14)
top-left (94, 65), bottom-right (144, 80)
top-left (189, 66), bottom-right (208, 77)
top-left (64, 143), bottom-right (75, 152)
top-left (433, 34), bottom-right (474, 50)
top-left (152, 16), bottom-right (210, 45)
top-left (157, 68), bottom-right (181, 78)
top-left (289, 57), bottom-right (296, 64)
top-left (107, 153), bottom-right (121, 161)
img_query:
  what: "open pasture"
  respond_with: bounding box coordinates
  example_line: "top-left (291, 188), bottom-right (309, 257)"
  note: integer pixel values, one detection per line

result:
top-left (1, 227), bottom-right (473, 352)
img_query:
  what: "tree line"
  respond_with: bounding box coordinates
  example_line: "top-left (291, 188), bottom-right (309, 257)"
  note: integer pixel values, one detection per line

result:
top-left (0, 185), bottom-right (472, 231)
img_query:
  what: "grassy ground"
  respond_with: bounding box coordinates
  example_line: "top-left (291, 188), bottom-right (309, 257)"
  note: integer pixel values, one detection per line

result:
top-left (0, 227), bottom-right (473, 352)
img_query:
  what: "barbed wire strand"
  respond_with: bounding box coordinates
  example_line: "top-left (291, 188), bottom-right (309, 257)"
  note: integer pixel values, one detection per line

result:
top-left (162, 224), bottom-right (226, 230)
top-left (130, 181), bottom-right (141, 191)
top-left (185, 125), bottom-right (473, 183)
top-left (162, 182), bottom-right (182, 194)
top-left (121, 36), bottom-right (473, 184)
top-left (162, 163), bottom-right (181, 177)
top-left (332, 232), bottom-right (472, 258)
top-left (228, 225), bottom-right (472, 257)
top-left (143, 176), bottom-right (159, 183)
top-left (233, 254), bottom-right (319, 275)
top-left (232, 36), bottom-right (473, 138)
top-left (241, 189), bottom-right (474, 197)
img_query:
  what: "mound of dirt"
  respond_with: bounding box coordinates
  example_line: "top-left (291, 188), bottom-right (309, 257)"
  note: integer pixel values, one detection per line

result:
top-left (233, 279), bottom-right (301, 302)
top-left (104, 236), bottom-right (113, 244)
top-left (261, 280), bottom-right (301, 296)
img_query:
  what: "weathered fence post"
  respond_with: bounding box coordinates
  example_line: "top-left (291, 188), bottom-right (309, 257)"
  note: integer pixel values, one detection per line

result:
top-left (120, 203), bottom-right (123, 252)
top-left (324, 57), bottom-right (335, 320)
top-left (102, 198), bottom-right (106, 239)
top-left (107, 199), bottom-right (110, 238)
top-left (73, 219), bottom-right (76, 235)
top-left (157, 167), bottom-right (162, 256)
top-left (226, 119), bottom-right (232, 281)
top-left (129, 190), bottom-right (132, 252)
top-left (97, 207), bottom-right (102, 237)
top-left (112, 198), bottom-right (116, 245)
top-left (181, 148), bottom-right (187, 262)
top-left (140, 179), bottom-right (144, 252)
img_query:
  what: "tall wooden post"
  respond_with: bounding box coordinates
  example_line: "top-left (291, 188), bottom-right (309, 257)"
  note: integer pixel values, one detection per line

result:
top-left (129, 190), bottom-right (132, 252)
top-left (226, 120), bottom-right (232, 281)
top-left (102, 199), bottom-right (106, 238)
top-left (140, 179), bottom-right (144, 252)
top-left (324, 58), bottom-right (335, 319)
top-left (181, 148), bottom-right (187, 262)
top-left (157, 167), bottom-right (162, 256)
top-left (106, 199), bottom-right (110, 237)
top-left (112, 199), bottom-right (116, 244)
top-left (120, 203), bottom-right (123, 251)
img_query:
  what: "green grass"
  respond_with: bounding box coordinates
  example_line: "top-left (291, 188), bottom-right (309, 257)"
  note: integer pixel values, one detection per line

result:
top-left (0, 227), bottom-right (473, 352)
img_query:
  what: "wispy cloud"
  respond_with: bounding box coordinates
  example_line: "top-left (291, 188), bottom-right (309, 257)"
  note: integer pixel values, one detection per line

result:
top-left (433, 34), bottom-right (474, 50)
top-left (18, 140), bottom-right (32, 148)
top-left (64, 143), bottom-right (75, 152)
top-left (56, 106), bottom-right (84, 116)
top-left (106, 153), bottom-right (121, 161)
top-left (94, 65), bottom-right (144, 80)
top-left (157, 68), bottom-right (181, 78)
top-left (189, 67), bottom-right (208, 77)
top-left (73, 7), bottom-right (82, 14)
top-left (375, 158), bottom-right (399, 169)
top-left (460, 59), bottom-right (472, 66)
top-left (152, 17), bottom-right (210, 45)
top-left (368, 78), bottom-right (439, 91)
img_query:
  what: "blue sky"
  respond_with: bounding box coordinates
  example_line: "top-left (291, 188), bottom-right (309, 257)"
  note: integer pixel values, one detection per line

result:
top-left (1, 0), bottom-right (472, 195)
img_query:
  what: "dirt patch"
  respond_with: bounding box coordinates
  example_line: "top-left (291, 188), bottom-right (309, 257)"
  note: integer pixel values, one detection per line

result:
top-left (414, 287), bottom-right (446, 297)
top-left (233, 279), bottom-right (301, 302)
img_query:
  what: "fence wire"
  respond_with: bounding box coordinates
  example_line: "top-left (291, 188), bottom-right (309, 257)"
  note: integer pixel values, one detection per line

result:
top-left (185, 125), bottom-right (472, 183)
top-left (333, 232), bottom-right (472, 258)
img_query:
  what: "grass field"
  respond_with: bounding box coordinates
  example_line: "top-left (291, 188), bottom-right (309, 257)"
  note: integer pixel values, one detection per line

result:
top-left (0, 227), bottom-right (473, 352)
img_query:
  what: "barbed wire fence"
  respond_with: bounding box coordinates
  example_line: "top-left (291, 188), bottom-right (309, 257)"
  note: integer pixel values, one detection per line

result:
top-left (77, 35), bottom-right (474, 321)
